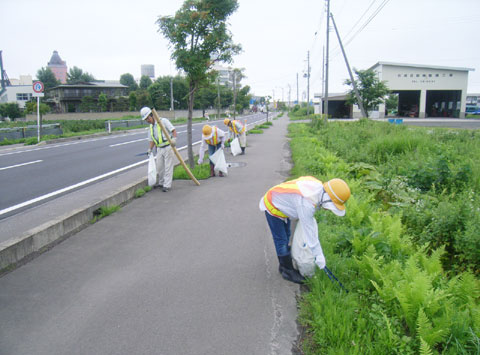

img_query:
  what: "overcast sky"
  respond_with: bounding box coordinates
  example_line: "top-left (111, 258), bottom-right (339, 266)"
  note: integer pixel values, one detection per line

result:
top-left (2, 0), bottom-right (480, 99)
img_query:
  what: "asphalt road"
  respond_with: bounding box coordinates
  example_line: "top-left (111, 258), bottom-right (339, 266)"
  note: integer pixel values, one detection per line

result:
top-left (0, 113), bottom-right (268, 219)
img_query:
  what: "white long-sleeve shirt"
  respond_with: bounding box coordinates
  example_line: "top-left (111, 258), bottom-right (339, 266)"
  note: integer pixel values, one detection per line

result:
top-left (259, 188), bottom-right (325, 260)
top-left (198, 127), bottom-right (226, 162)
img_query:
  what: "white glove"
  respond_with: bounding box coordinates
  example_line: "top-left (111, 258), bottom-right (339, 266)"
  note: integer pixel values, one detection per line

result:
top-left (315, 255), bottom-right (326, 270)
top-left (170, 137), bottom-right (176, 147)
top-left (147, 148), bottom-right (152, 156)
top-left (197, 158), bottom-right (202, 165)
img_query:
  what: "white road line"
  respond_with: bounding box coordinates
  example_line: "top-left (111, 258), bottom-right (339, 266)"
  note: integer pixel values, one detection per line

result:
top-left (0, 160), bottom-right (147, 217)
top-left (109, 138), bottom-right (147, 147)
top-left (0, 160), bottom-right (43, 171)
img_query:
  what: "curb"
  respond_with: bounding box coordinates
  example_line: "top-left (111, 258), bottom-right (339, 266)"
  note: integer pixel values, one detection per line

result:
top-left (0, 177), bottom-right (147, 271)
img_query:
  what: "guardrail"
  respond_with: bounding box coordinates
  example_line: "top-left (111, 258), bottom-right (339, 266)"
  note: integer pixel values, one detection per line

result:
top-left (0, 124), bottom-right (63, 141)
top-left (105, 119), bottom-right (149, 133)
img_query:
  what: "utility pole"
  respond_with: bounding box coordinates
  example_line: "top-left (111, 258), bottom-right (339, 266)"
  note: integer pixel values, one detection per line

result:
top-left (321, 46), bottom-right (325, 116)
top-left (330, 13), bottom-right (367, 118)
top-left (325, 0), bottom-right (330, 123)
top-left (170, 77), bottom-right (175, 119)
top-left (288, 84), bottom-right (291, 109)
top-left (216, 77), bottom-right (221, 119)
top-left (232, 71), bottom-right (236, 119)
top-left (306, 51), bottom-right (310, 116)
top-left (296, 73), bottom-right (299, 107)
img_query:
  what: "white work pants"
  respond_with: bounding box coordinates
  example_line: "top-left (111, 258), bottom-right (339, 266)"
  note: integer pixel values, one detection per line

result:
top-left (238, 131), bottom-right (247, 148)
top-left (156, 145), bottom-right (174, 188)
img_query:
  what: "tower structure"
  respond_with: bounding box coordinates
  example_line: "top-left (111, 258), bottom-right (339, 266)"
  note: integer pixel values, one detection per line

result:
top-left (47, 50), bottom-right (67, 83)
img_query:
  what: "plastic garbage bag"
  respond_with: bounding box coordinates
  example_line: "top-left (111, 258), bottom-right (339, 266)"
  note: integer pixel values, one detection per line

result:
top-left (230, 137), bottom-right (242, 156)
top-left (291, 220), bottom-right (316, 277)
top-left (147, 154), bottom-right (157, 186)
top-left (209, 148), bottom-right (228, 175)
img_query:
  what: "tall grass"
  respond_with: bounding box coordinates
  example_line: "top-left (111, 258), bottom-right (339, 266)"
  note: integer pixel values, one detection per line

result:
top-left (288, 120), bottom-right (480, 354)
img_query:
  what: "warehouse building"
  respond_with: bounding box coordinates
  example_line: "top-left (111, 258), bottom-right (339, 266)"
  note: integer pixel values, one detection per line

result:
top-left (316, 62), bottom-right (475, 118)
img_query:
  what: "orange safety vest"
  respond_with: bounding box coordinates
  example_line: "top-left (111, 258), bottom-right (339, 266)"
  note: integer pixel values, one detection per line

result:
top-left (205, 126), bottom-right (219, 145)
top-left (263, 176), bottom-right (321, 218)
top-left (230, 120), bottom-right (245, 134)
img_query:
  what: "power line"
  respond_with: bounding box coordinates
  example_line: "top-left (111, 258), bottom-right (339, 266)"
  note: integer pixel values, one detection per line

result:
top-left (343, 0), bottom-right (391, 47)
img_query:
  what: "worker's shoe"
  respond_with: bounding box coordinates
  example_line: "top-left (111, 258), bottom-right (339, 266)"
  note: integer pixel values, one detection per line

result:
top-left (219, 171), bottom-right (224, 177)
top-left (278, 255), bottom-right (305, 284)
top-left (241, 147), bottom-right (245, 155)
top-left (162, 187), bottom-right (170, 192)
top-left (154, 184), bottom-right (163, 189)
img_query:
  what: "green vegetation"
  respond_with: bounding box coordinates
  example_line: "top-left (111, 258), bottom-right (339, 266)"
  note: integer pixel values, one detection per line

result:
top-left (288, 120), bottom-right (480, 354)
top-left (135, 186), bottom-right (152, 198)
top-left (91, 205), bottom-right (121, 224)
top-left (173, 157), bottom-right (211, 180)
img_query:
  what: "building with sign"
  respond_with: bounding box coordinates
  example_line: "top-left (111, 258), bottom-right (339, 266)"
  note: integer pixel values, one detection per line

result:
top-left (372, 62), bottom-right (474, 118)
top-left (316, 62), bottom-right (475, 118)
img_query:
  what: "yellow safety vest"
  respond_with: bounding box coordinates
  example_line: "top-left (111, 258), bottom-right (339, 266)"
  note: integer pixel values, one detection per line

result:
top-left (263, 176), bottom-right (321, 218)
top-left (150, 124), bottom-right (170, 147)
top-left (230, 120), bottom-right (245, 134)
top-left (205, 126), bottom-right (219, 145)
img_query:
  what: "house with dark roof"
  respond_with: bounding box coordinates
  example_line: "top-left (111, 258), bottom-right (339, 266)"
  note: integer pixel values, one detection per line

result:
top-left (48, 81), bottom-right (128, 113)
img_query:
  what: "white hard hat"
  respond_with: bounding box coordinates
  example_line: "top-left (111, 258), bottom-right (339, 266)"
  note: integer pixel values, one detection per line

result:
top-left (140, 107), bottom-right (152, 120)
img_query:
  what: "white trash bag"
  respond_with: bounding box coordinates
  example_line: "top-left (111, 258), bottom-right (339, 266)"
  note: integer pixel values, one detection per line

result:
top-left (291, 221), bottom-right (316, 277)
top-left (230, 137), bottom-right (242, 156)
top-left (147, 154), bottom-right (157, 187)
top-left (209, 148), bottom-right (228, 175)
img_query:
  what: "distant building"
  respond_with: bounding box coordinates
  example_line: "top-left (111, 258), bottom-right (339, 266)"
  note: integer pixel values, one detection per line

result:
top-left (141, 64), bottom-right (155, 79)
top-left (212, 65), bottom-right (241, 88)
top-left (48, 81), bottom-right (128, 113)
top-left (47, 51), bottom-right (67, 84)
top-left (0, 75), bottom-right (34, 109)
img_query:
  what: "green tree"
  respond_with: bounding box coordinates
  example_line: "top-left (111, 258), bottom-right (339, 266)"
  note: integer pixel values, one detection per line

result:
top-left (139, 75), bottom-right (153, 89)
top-left (0, 103), bottom-right (23, 120)
top-left (98, 93), bottom-right (108, 112)
top-left (385, 93), bottom-right (399, 113)
top-left (36, 67), bottom-right (60, 90)
top-left (120, 73), bottom-right (139, 93)
top-left (157, 0), bottom-right (242, 167)
top-left (129, 92), bottom-right (137, 111)
top-left (24, 101), bottom-right (51, 115)
top-left (148, 82), bottom-right (170, 110)
top-left (79, 96), bottom-right (95, 112)
top-left (135, 89), bottom-right (152, 109)
top-left (344, 68), bottom-right (390, 118)
top-left (67, 66), bottom-right (95, 84)
top-left (236, 85), bottom-right (251, 113)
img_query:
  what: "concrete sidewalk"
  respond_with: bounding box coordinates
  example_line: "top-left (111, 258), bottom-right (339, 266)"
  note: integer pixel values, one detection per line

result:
top-left (0, 114), bottom-right (302, 355)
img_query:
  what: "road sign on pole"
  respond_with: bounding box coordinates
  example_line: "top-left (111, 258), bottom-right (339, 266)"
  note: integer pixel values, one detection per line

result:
top-left (32, 81), bottom-right (44, 143)
top-left (33, 81), bottom-right (44, 93)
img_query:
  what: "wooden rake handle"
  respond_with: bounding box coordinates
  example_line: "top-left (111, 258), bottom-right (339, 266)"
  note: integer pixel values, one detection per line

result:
top-left (151, 109), bottom-right (200, 186)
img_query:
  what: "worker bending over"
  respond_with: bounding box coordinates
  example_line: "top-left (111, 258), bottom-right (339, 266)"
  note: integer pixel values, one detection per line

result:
top-left (259, 176), bottom-right (351, 284)
top-left (224, 118), bottom-right (246, 155)
top-left (198, 125), bottom-right (226, 177)
top-left (141, 106), bottom-right (177, 192)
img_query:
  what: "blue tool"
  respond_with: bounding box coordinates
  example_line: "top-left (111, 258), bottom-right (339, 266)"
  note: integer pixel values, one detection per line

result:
top-left (323, 266), bottom-right (349, 293)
